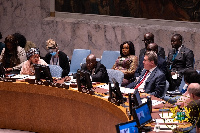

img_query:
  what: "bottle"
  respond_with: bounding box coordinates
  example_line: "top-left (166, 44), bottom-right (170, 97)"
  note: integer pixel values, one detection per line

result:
top-left (147, 96), bottom-right (152, 113)
top-left (154, 122), bottom-right (160, 132)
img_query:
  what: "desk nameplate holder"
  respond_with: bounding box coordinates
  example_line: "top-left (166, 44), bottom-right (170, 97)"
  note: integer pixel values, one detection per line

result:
top-left (25, 79), bottom-right (69, 89)
top-left (0, 78), bottom-right (16, 82)
top-left (108, 82), bottom-right (125, 106)
top-left (76, 70), bottom-right (94, 95)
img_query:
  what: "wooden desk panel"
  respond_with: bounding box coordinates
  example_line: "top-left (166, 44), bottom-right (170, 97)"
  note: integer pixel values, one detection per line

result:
top-left (0, 82), bottom-right (128, 133)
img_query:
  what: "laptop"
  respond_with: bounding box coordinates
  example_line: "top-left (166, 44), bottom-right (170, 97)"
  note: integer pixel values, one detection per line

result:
top-left (129, 89), bottom-right (142, 115)
top-left (116, 120), bottom-right (139, 133)
top-left (132, 102), bottom-right (152, 131)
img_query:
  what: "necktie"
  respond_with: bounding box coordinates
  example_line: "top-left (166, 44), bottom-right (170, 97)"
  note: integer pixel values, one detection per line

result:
top-left (134, 70), bottom-right (149, 89)
top-left (170, 50), bottom-right (178, 70)
top-left (172, 50), bottom-right (178, 61)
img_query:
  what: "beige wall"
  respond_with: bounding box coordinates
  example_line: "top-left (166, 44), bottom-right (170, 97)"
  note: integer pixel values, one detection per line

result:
top-left (1, 0), bottom-right (200, 69)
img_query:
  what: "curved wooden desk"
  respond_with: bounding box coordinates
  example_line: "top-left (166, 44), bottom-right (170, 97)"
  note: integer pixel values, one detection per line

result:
top-left (0, 82), bottom-right (128, 133)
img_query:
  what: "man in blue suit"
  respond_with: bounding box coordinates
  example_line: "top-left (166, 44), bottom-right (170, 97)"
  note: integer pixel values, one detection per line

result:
top-left (127, 51), bottom-right (166, 98)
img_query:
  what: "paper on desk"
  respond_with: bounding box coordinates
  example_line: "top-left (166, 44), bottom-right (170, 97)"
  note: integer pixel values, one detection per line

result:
top-left (156, 119), bottom-right (178, 124)
top-left (141, 99), bottom-right (163, 106)
top-left (120, 87), bottom-right (135, 94)
top-left (95, 85), bottom-right (135, 94)
top-left (11, 75), bottom-right (35, 79)
top-left (153, 124), bottom-right (177, 132)
top-left (159, 113), bottom-right (173, 119)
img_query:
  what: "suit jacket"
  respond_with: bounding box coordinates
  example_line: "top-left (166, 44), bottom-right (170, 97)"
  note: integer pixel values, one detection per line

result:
top-left (80, 61), bottom-right (109, 83)
top-left (127, 67), bottom-right (166, 98)
top-left (134, 55), bottom-right (167, 77)
top-left (139, 46), bottom-right (165, 61)
top-left (167, 45), bottom-right (194, 76)
top-left (44, 51), bottom-right (70, 77)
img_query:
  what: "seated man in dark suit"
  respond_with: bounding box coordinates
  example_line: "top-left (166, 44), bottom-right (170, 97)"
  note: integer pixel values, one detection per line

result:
top-left (75, 54), bottom-right (109, 83)
top-left (139, 32), bottom-right (165, 61)
top-left (135, 43), bottom-right (167, 77)
top-left (127, 51), bottom-right (166, 98)
top-left (167, 34), bottom-right (194, 91)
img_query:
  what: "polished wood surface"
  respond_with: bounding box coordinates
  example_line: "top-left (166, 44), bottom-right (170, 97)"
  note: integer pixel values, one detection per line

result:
top-left (0, 81), bottom-right (128, 133)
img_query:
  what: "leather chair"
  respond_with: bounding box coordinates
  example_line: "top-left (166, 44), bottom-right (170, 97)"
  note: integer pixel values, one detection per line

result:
top-left (100, 51), bottom-right (120, 69)
top-left (69, 49), bottom-right (91, 75)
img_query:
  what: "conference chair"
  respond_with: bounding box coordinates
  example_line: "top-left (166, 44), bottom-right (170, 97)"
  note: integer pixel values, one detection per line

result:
top-left (49, 65), bottom-right (63, 78)
top-left (69, 49), bottom-right (91, 75)
top-left (100, 51), bottom-right (120, 69)
top-left (107, 69), bottom-right (124, 86)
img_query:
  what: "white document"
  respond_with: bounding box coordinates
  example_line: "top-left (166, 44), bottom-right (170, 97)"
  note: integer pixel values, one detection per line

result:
top-left (156, 119), bottom-right (178, 124)
top-left (159, 113), bottom-right (173, 119)
top-left (172, 73), bottom-right (178, 79)
top-left (11, 75), bottom-right (35, 79)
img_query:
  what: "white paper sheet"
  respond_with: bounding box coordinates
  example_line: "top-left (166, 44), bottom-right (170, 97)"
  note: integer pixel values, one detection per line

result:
top-left (156, 119), bottom-right (178, 124)
top-left (159, 113), bottom-right (173, 119)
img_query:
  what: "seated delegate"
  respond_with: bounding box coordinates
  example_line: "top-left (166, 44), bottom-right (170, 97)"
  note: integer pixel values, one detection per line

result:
top-left (112, 41), bottom-right (138, 86)
top-left (20, 48), bottom-right (48, 75)
top-left (126, 51), bottom-right (166, 98)
top-left (0, 35), bottom-right (26, 73)
top-left (74, 54), bottom-right (109, 83)
top-left (134, 43), bottom-right (167, 78)
top-left (167, 34), bottom-right (194, 91)
top-left (44, 39), bottom-right (70, 77)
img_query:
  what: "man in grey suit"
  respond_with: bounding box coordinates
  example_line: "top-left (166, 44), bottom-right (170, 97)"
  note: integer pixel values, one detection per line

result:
top-left (127, 51), bottom-right (166, 98)
top-left (167, 34), bottom-right (194, 90)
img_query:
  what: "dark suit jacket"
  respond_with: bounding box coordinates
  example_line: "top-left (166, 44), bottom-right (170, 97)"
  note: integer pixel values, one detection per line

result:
top-left (44, 51), bottom-right (70, 77)
top-left (167, 45), bottom-right (194, 76)
top-left (139, 46), bottom-right (165, 61)
top-left (134, 55), bottom-right (167, 77)
top-left (127, 67), bottom-right (166, 98)
top-left (80, 61), bottom-right (109, 83)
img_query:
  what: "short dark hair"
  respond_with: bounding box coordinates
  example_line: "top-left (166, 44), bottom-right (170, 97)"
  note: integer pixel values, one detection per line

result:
top-left (173, 34), bottom-right (182, 41)
top-left (145, 51), bottom-right (158, 65)
top-left (13, 33), bottom-right (27, 48)
top-left (184, 69), bottom-right (199, 84)
top-left (120, 41), bottom-right (135, 56)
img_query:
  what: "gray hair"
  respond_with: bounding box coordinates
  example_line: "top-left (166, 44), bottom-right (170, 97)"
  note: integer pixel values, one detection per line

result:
top-left (145, 51), bottom-right (158, 65)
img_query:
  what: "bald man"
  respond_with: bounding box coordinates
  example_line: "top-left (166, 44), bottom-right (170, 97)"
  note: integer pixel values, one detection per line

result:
top-left (78, 54), bottom-right (109, 83)
top-left (176, 83), bottom-right (200, 108)
top-left (139, 32), bottom-right (165, 61)
top-left (135, 43), bottom-right (167, 77)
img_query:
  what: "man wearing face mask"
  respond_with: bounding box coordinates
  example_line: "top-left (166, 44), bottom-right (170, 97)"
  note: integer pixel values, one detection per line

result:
top-left (44, 39), bottom-right (70, 77)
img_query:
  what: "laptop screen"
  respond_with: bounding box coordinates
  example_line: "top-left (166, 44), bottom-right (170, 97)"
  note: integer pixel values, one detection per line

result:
top-left (134, 89), bottom-right (142, 106)
top-left (116, 120), bottom-right (139, 133)
top-left (133, 102), bottom-right (152, 127)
